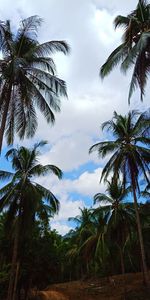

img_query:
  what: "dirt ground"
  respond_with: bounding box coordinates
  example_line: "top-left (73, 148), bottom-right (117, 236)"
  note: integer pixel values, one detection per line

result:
top-left (36, 272), bottom-right (150, 300)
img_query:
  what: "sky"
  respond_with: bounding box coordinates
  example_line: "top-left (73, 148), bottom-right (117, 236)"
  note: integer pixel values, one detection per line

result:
top-left (0, 0), bottom-right (149, 235)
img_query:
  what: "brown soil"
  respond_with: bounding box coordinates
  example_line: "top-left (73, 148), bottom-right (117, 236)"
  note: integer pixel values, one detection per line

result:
top-left (35, 272), bottom-right (150, 300)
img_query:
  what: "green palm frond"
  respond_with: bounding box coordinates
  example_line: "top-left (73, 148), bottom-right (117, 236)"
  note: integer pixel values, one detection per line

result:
top-left (0, 16), bottom-right (69, 150)
top-left (114, 15), bottom-right (130, 29)
top-left (30, 164), bottom-right (63, 179)
top-left (0, 170), bottom-right (14, 180)
top-left (94, 193), bottom-right (113, 205)
top-left (17, 15), bottom-right (43, 41)
top-left (35, 183), bottom-right (60, 214)
top-left (1, 143), bottom-right (61, 223)
top-left (100, 43), bottom-right (127, 78)
top-left (90, 109), bottom-right (150, 190)
top-left (16, 101), bottom-right (38, 140)
top-left (34, 40), bottom-right (70, 57)
top-left (31, 57), bottom-right (56, 74)
top-left (100, 0), bottom-right (150, 101)
top-left (89, 141), bottom-right (119, 158)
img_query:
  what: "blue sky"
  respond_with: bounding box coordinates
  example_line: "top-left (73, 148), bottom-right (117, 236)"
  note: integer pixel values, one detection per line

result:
top-left (0, 0), bottom-right (149, 234)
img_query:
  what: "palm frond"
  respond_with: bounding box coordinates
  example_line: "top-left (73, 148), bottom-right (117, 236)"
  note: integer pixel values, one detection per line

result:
top-left (94, 193), bottom-right (113, 205)
top-left (100, 43), bottom-right (127, 78)
top-left (0, 170), bottom-right (14, 180)
top-left (17, 15), bottom-right (42, 41)
top-left (35, 183), bottom-right (60, 213)
top-left (29, 164), bottom-right (63, 179)
top-left (34, 40), bottom-right (70, 57)
top-left (114, 15), bottom-right (130, 29)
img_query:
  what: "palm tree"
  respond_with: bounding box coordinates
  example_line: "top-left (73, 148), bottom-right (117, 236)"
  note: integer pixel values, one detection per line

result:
top-left (0, 141), bottom-right (62, 300)
top-left (94, 178), bottom-right (134, 276)
top-left (0, 16), bottom-right (70, 152)
top-left (89, 110), bottom-right (150, 285)
top-left (69, 207), bottom-right (112, 277)
top-left (68, 208), bottom-right (97, 277)
top-left (68, 208), bottom-right (94, 231)
top-left (100, 0), bottom-right (150, 102)
top-left (80, 208), bottom-right (108, 276)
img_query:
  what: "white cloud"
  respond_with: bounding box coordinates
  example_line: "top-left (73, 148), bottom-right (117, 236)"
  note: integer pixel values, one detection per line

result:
top-left (36, 167), bottom-right (106, 233)
top-left (53, 196), bottom-right (84, 222)
top-left (37, 167), bottom-right (105, 199)
top-left (39, 132), bottom-right (93, 171)
top-left (50, 222), bottom-right (72, 236)
top-left (1, 0), bottom-right (149, 235)
top-left (69, 168), bottom-right (105, 197)
top-left (92, 0), bottom-right (137, 14)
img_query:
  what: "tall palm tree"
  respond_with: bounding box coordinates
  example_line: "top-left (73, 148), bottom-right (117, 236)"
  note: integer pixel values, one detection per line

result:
top-left (89, 110), bottom-right (150, 284)
top-left (68, 208), bottom-right (97, 276)
top-left (69, 207), bottom-right (112, 277)
top-left (0, 141), bottom-right (62, 300)
top-left (0, 16), bottom-right (69, 152)
top-left (100, 0), bottom-right (150, 102)
top-left (94, 178), bottom-right (134, 276)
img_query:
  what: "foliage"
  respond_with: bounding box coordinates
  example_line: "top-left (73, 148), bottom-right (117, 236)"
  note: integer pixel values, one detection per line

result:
top-left (0, 142), bottom-right (62, 299)
top-left (0, 15), bottom-right (69, 151)
top-left (100, 0), bottom-right (150, 102)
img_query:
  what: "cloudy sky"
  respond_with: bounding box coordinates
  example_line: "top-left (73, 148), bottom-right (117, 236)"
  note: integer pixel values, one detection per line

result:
top-left (0, 0), bottom-right (149, 234)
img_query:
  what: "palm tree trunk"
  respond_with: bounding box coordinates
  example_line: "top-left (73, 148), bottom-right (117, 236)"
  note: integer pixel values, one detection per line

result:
top-left (7, 204), bottom-right (21, 300)
top-left (0, 99), bottom-right (10, 153)
top-left (0, 83), bottom-right (12, 153)
top-left (119, 247), bottom-right (125, 276)
top-left (12, 261), bottom-right (20, 300)
top-left (131, 172), bottom-right (149, 285)
top-left (119, 247), bottom-right (126, 300)
top-left (7, 224), bottom-right (19, 300)
top-left (25, 276), bottom-right (32, 300)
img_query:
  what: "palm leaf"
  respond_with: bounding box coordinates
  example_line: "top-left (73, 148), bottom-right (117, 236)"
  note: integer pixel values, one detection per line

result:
top-left (29, 164), bottom-right (63, 179)
top-left (100, 43), bottom-right (127, 78)
top-left (34, 40), bottom-right (70, 57)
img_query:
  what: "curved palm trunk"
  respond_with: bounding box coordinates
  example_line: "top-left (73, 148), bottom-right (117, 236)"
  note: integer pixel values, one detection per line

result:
top-left (131, 172), bottom-right (149, 285)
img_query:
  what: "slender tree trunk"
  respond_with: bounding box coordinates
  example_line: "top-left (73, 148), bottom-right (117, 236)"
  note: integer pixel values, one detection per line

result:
top-left (119, 247), bottom-right (126, 300)
top-left (0, 100), bottom-right (10, 153)
top-left (7, 223), bottom-right (19, 300)
top-left (25, 276), bottom-right (32, 300)
top-left (12, 261), bottom-right (20, 300)
top-left (69, 270), bottom-right (72, 281)
top-left (0, 83), bottom-right (12, 153)
top-left (131, 172), bottom-right (149, 285)
top-left (86, 261), bottom-right (89, 276)
top-left (119, 247), bottom-right (125, 276)
top-left (7, 202), bottom-right (21, 300)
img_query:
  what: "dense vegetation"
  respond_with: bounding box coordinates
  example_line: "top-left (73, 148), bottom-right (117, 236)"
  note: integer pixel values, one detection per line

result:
top-left (0, 191), bottom-right (150, 299)
top-left (0, 1), bottom-right (150, 300)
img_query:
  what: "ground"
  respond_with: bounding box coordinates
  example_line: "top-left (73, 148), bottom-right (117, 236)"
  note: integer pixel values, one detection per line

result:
top-left (34, 272), bottom-right (150, 300)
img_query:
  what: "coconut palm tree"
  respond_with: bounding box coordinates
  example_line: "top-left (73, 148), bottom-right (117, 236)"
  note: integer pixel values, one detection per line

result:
top-left (68, 208), bottom-right (97, 276)
top-left (0, 141), bottom-right (62, 300)
top-left (80, 208), bottom-right (109, 276)
top-left (0, 16), bottom-right (69, 152)
top-left (89, 110), bottom-right (150, 284)
top-left (94, 178), bottom-right (134, 276)
top-left (100, 0), bottom-right (150, 102)
top-left (69, 207), bottom-right (111, 277)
